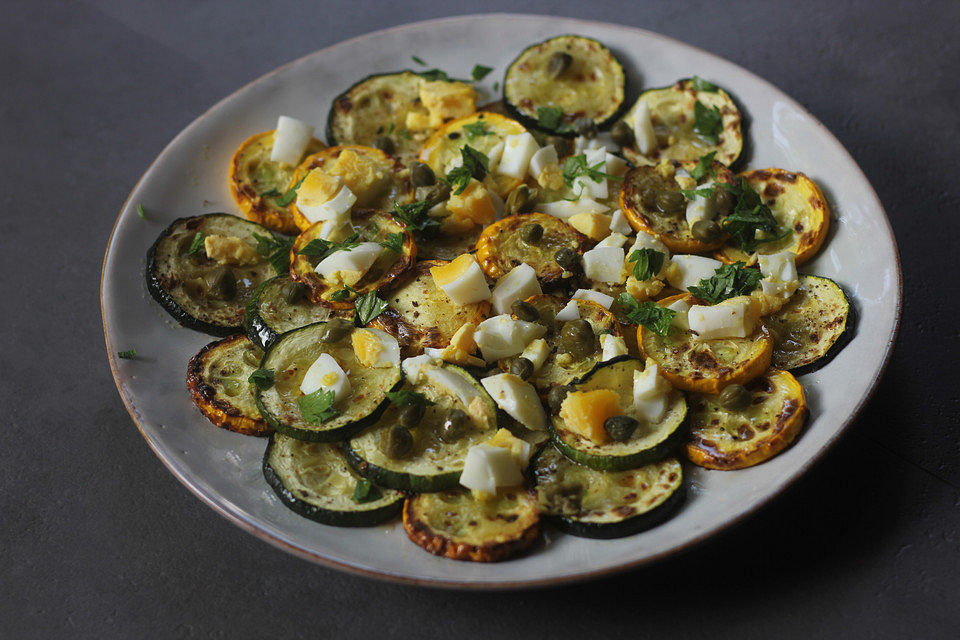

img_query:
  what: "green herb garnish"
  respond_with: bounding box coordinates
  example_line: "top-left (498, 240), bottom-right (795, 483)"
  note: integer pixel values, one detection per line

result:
top-left (137, 203), bottom-right (147, 219)
top-left (253, 233), bottom-right (296, 275)
top-left (117, 349), bottom-right (137, 360)
top-left (417, 68), bottom-right (452, 82)
top-left (444, 145), bottom-right (489, 195)
top-left (719, 178), bottom-right (790, 252)
top-left (536, 106), bottom-right (573, 134)
top-left (187, 232), bottom-right (206, 256)
top-left (679, 186), bottom-right (718, 200)
top-left (693, 101), bottom-right (723, 145)
top-left (380, 232), bottom-right (404, 253)
top-left (616, 294), bottom-right (676, 337)
top-left (352, 478), bottom-right (382, 504)
top-left (462, 121), bottom-right (492, 140)
top-left (386, 122), bottom-right (395, 135)
top-left (296, 232), bottom-right (361, 261)
top-left (274, 173), bottom-right (308, 207)
top-left (329, 287), bottom-right (355, 302)
top-left (412, 55), bottom-right (427, 66)
top-left (493, 81), bottom-right (500, 92)
top-left (248, 368), bottom-right (274, 389)
top-left (687, 261), bottom-right (763, 304)
top-left (690, 151), bottom-right (717, 181)
top-left (393, 200), bottom-right (440, 236)
top-left (298, 388), bottom-right (339, 424)
top-left (692, 76), bottom-right (719, 92)
top-left (385, 390), bottom-right (436, 407)
top-left (628, 248), bottom-right (666, 281)
top-left (471, 64), bottom-right (493, 81)
top-left (562, 153), bottom-right (622, 190)
top-left (354, 291), bottom-right (389, 325)
top-left (397, 128), bottom-right (412, 140)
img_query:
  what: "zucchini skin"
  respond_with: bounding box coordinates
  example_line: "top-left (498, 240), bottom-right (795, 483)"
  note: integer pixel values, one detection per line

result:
top-left (502, 34), bottom-right (627, 135)
top-left (547, 483), bottom-right (685, 540)
top-left (325, 69), bottom-right (418, 146)
top-left (244, 279), bottom-right (278, 350)
top-left (261, 438), bottom-right (403, 527)
top-left (788, 275), bottom-right (856, 377)
top-left (548, 415), bottom-right (686, 472)
top-left (343, 444), bottom-right (461, 493)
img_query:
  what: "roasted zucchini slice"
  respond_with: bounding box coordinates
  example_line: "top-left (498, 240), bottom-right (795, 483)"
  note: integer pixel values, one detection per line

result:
top-left (289, 209), bottom-right (415, 308)
top-left (146, 213), bottom-right (278, 336)
top-left (326, 71), bottom-right (457, 164)
top-left (255, 322), bottom-right (402, 442)
top-left (346, 362), bottom-right (498, 492)
top-left (419, 112), bottom-right (528, 196)
top-left (244, 276), bottom-right (340, 350)
top-left (620, 159), bottom-right (737, 253)
top-left (638, 294), bottom-right (773, 394)
top-left (368, 261), bottom-right (491, 356)
top-left (549, 357), bottom-right (686, 471)
top-left (229, 130), bottom-right (326, 235)
top-left (263, 434), bottom-right (404, 527)
top-left (186, 334), bottom-right (271, 436)
top-left (618, 78), bottom-right (743, 166)
top-left (766, 275), bottom-right (853, 374)
top-left (503, 35), bottom-right (626, 133)
top-left (498, 294), bottom-right (618, 392)
top-left (714, 169), bottom-right (830, 265)
top-left (403, 488), bottom-right (540, 562)
top-left (685, 369), bottom-right (807, 470)
top-left (475, 213), bottom-right (592, 283)
top-left (288, 145), bottom-right (413, 231)
top-left (533, 445), bottom-right (683, 539)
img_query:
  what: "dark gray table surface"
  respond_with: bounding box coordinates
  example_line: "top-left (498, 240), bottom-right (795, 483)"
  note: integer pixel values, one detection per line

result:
top-left (3, 0), bottom-right (958, 637)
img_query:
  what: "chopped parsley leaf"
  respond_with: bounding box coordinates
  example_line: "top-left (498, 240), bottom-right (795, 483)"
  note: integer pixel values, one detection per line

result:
top-left (380, 232), bottom-right (404, 253)
top-left (616, 294), bottom-right (676, 337)
top-left (393, 200), bottom-right (440, 236)
top-left (274, 173), bottom-right (308, 206)
top-left (385, 390), bottom-right (435, 407)
top-left (720, 178), bottom-right (790, 252)
top-left (354, 291), bottom-right (389, 326)
top-left (298, 388), bottom-right (339, 424)
top-left (352, 478), bottom-right (382, 504)
top-left (692, 76), bottom-right (719, 92)
top-left (296, 232), bottom-right (361, 261)
top-left (137, 203), bottom-right (147, 219)
top-left (693, 101), bottom-right (723, 145)
top-left (562, 153), bottom-right (622, 189)
top-left (117, 349), bottom-right (137, 360)
top-left (536, 106), bottom-right (574, 134)
top-left (329, 287), bottom-right (354, 302)
top-left (187, 232), bottom-right (206, 256)
top-left (690, 151), bottom-right (717, 181)
top-left (471, 64), bottom-right (493, 81)
top-left (462, 121), bottom-right (492, 140)
top-left (253, 233), bottom-right (296, 275)
top-left (411, 55), bottom-right (427, 66)
top-left (628, 248), bottom-right (666, 281)
top-left (687, 261), bottom-right (763, 304)
top-left (247, 368), bottom-right (274, 389)
top-left (443, 145), bottom-right (489, 195)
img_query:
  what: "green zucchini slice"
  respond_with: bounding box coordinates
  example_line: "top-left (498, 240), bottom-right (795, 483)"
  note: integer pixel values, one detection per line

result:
top-left (498, 294), bottom-right (619, 393)
top-left (255, 322), bottom-right (402, 442)
top-left (244, 276), bottom-right (338, 350)
top-left (766, 275), bottom-right (853, 375)
top-left (186, 334), bottom-right (270, 436)
top-left (146, 213), bottom-right (279, 336)
top-left (549, 357), bottom-right (687, 471)
top-left (532, 444), bottom-right (683, 539)
top-left (618, 78), bottom-right (743, 166)
top-left (263, 434), bottom-right (404, 527)
top-left (346, 362), bottom-right (498, 492)
top-left (403, 488), bottom-right (541, 562)
top-left (503, 35), bottom-right (626, 133)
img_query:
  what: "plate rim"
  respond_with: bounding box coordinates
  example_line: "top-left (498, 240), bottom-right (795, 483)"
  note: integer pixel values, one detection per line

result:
top-left (101, 12), bottom-right (903, 590)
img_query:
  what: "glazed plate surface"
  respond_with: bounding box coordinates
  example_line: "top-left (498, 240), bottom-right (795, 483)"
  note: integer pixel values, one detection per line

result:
top-left (102, 14), bottom-right (901, 588)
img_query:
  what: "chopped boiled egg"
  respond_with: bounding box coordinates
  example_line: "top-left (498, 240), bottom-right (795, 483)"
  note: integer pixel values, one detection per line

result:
top-left (528, 145), bottom-right (558, 181)
top-left (474, 315), bottom-right (547, 361)
top-left (633, 359), bottom-right (672, 422)
top-left (688, 296), bottom-right (760, 340)
top-left (481, 373), bottom-right (548, 431)
top-left (491, 263), bottom-right (542, 315)
top-left (759, 250), bottom-right (799, 284)
top-left (419, 81), bottom-right (478, 127)
top-left (203, 235), bottom-right (259, 266)
top-left (600, 334), bottom-right (628, 361)
top-left (446, 179), bottom-right (497, 227)
top-left (685, 183), bottom-right (718, 227)
top-left (609, 209), bottom-right (634, 235)
top-left (314, 242), bottom-right (383, 287)
top-left (628, 229), bottom-right (671, 260)
top-left (486, 428), bottom-right (534, 465)
top-left (296, 170), bottom-right (357, 224)
top-left (325, 149), bottom-right (390, 206)
top-left (427, 323), bottom-right (484, 368)
top-left (597, 231), bottom-right (629, 248)
top-left (270, 116), bottom-right (314, 165)
top-left (430, 254), bottom-right (491, 305)
top-left (632, 100), bottom-right (657, 154)
top-left (582, 246), bottom-right (625, 283)
top-left (665, 254), bottom-right (723, 292)
top-left (486, 141), bottom-right (505, 173)
top-left (351, 328), bottom-right (400, 368)
top-left (459, 444), bottom-right (524, 495)
top-left (666, 297), bottom-right (692, 330)
top-left (567, 212), bottom-right (612, 241)
top-left (559, 388), bottom-right (621, 444)
top-left (573, 148), bottom-right (609, 200)
top-left (401, 354), bottom-right (438, 384)
top-left (300, 353), bottom-right (351, 402)
top-left (539, 197), bottom-right (609, 219)
top-left (572, 288), bottom-right (614, 310)
top-left (519, 338), bottom-right (550, 372)
top-left (555, 299), bottom-right (580, 321)
top-left (497, 132), bottom-right (539, 179)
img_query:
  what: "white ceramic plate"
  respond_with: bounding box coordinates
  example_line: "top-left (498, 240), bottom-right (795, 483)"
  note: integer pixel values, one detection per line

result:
top-left (102, 14), bottom-right (901, 588)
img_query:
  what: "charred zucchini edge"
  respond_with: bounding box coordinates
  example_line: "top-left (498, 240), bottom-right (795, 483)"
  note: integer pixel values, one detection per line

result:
top-left (775, 274), bottom-right (856, 376)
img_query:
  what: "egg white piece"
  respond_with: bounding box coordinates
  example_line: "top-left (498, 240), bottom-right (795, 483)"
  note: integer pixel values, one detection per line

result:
top-left (270, 115), bottom-right (314, 165)
top-left (300, 353), bottom-right (351, 402)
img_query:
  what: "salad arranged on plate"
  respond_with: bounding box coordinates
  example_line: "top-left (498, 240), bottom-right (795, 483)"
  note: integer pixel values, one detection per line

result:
top-left (142, 35), bottom-right (852, 562)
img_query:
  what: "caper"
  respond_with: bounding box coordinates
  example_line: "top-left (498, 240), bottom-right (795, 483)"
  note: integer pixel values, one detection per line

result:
top-left (511, 300), bottom-right (540, 322)
top-left (554, 247), bottom-right (581, 272)
top-left (399, 403), bottom-right (424, 429)
top-left (640, 185), bottom-right (659, 209)
top-left (691, 219), bottom-right (723, 244)
top-left (373, 135), bottom-right (395, 155)
top-left (546, 385), bottom-right (573, 413)
top-left (656, 190), bottom-right (686, 214)
top-left (220, 378), bottom-right (242, 397)
top-left (611, 120), bottom-right (635, 147)
top-left (242, 347), bottom-right (261, 368)
top-left (411, 162), bottom-right (436, 187)
top-left (382, 426), bottom-right (413, 459)
top-left (545, 135), bottom-right (571, 157)
top-left (559, 320), bottom-right (597, 358)
top-left (562, 319), bottom-right (593, 343)
top-left (604, 415), bottom-right (639, 442)
top-left (545, 51), bottom-right (573, 79)
top-left (712, 186), bottom-right (734, 216)
top-left (506, 185), bottom-right (537, 215)
top-left (425, 181), bottom-right (451, 205)
top-left (282, 281), bottom-right (308, 305)
top-left (320, 317), bottom-right (353, 343)
top-left (573, 117), bottom-right (598, 139)
top-left (719, 384), bottom-right (752, 411)
top-left (510, 357), bottom-right (535, 380)
top-left (438, 409), bottom-right (469, 443)
top-left (520, 222), bottom-right (544, 244)
top-left (207, 268), bottom-right (236, 301)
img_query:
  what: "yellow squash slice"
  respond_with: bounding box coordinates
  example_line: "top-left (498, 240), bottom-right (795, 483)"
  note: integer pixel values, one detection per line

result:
top-left (475, 212), bottom-right (592, 283)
